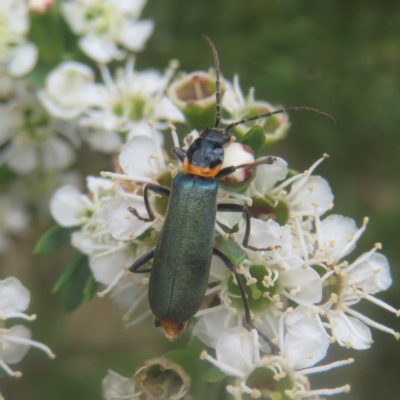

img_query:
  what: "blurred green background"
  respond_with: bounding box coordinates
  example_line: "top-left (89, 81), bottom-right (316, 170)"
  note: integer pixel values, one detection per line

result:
top-left (2, 0), bottom-right (400, 398)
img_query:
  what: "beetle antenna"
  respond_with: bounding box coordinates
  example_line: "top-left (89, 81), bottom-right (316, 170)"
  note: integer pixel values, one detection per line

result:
top-left (225, 106), bottom-right (336, 132)
top-left (204, 35), bottom-right (221, 128)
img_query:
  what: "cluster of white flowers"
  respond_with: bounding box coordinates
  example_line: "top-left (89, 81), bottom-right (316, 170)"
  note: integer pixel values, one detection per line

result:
top-left (0, 1), bottom-right (396, 397)
top-left (0, 277), bottom-right (55, 379)
top-left (0, 0), bottom-right (38, 78)
top-left (49, 70), bottom-right (399, 397)
top-left (62, 0), bottom-right (154, 63)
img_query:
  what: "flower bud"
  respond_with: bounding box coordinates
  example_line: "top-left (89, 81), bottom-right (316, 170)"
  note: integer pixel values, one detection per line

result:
top-left (28, 0), bottom-right (54, 13)
top-left (219, 142), bottom-right (255, 192)
top-left (134, 357), bottom-right (191, 400)
top-left (230, 101), bottom-right (290, 145)
top-left (167, 71), bottom-right (225, 130)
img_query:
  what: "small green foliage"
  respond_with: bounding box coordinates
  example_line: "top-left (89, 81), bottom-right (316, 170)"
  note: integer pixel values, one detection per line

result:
top-left (53, 253), bottom-right (88, 292)
top-left (61, 256), bottom-right (92, 312)
top-left (34, 225), bottom-right (76, 254)
top-left (164, 339), bottom-right (204, 383)
top-left (202, 366), bottom-right (227, 383)
top-left (83, 273), bottom-right (99, 301)
top-left (216, 236), bottom-right (247, 266)
top-left (242, 125), bottom-right (267, 158)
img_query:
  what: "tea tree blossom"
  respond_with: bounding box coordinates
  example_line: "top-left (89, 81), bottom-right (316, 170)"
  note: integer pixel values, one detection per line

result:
top-left (0, 277), bottom-right (55, 378)
top-left (0, 81), bottom-right (76, 174)
top-left (79, 58), bottom-right (184, 152)
top-left (62, 0), bottom-right (154, 63)
top-left (0, 195), bottom-right (28, 253)
top-left (222, 75), bottom-right (290, 142)
top-left (199, 327), bottom-right (352, 399)
top-left (38, 61), bottom-right (103, 120)
top-left (0, 0), bottom-right (38, 77)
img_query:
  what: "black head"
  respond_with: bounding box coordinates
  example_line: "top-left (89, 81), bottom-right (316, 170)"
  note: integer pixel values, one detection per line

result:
top-left (183, 138), bottom-right (224, 177)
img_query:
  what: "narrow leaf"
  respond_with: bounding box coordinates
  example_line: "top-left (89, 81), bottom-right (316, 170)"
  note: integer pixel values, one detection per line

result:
top-left (34, 225), bottom-right (76, 254)
top-left (164, 339), bottom-right (205, 382)
top-left (53, 253), bottom-right (88, 293)
top-left (62, 258), bottom-right (91, 312)
top-left (84, 273), bottom-right (99, 301)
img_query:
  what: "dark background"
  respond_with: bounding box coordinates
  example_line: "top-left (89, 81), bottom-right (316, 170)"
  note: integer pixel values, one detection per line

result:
top-left (2, 0), bottom-right (400, 398)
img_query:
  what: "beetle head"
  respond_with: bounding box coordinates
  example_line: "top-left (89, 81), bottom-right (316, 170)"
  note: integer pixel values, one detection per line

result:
top-left (183, 136), bottom-right (225, 177)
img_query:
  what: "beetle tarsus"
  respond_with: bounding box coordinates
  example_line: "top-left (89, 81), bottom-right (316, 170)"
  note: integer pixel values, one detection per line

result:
top-left (128, 206), bottom-right (151, 222)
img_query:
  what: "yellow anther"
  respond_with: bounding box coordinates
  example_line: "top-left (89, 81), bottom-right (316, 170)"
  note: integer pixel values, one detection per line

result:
top-left (251, 389), bottom-right (261, 399)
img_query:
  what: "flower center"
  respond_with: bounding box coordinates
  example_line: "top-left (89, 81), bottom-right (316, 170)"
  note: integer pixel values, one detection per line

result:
top-left (228, 265), bottom-right (280, 313)
top-left (84, 2), bottom-right (118, 36)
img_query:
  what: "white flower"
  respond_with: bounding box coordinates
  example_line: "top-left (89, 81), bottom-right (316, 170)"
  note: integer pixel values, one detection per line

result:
top-left (0, 0), bottom-right (38, 77)
top-left (0, 278), bottom-right (32, 321)
top-left (0, 196), bottom-right (29, 253)
top-left (0, 82), bottom-right (77, 174)
top-left (0, 277), bottom-right (55, 378)
top-left (38, 61), bottom-right (103, 120)
top-left (299, 213), bottom-right (399, 349)
top-left (50, 184), bottom-right (87, 227)
top-left (50, 174), bottom-right (152, 310)
top-left (250, 154), bottom-right (334, 222)
top-left (79, 58), bottom-right (183, 153)
top-left (221, 75), bottom-right (290, 141)
top-left (199, 327), bottom-right (352, 399)
top-left (62, 0), bottom-right (153, 63)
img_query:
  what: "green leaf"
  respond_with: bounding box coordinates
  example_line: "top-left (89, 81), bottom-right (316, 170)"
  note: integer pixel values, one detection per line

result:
top-left (242, 125), bottom-right (266, 158)
top-left (53, 253), bottom-right (88, 293)
top-left (84, 273), bottom-right (99, 301)
top-left (216, 236), bottom-right (247, 265)
top-left (34, 225), bottom-right (76, 254)
top-left (202, 367), bottom-right (227, 383)
top-left (62, 257), bottom-right (91, 312)
top-left (164, 339), bottom-right (204, 382)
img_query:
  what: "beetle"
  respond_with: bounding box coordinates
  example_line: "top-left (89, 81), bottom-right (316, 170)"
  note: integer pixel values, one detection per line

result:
top-left (128, 37), bottom-right (335, 355)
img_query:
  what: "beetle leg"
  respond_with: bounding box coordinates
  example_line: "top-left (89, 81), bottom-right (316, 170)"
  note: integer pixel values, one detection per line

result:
top-left (212, 248), bottom-right (280, 355)
top-left (217, 203), bottom-right (279, 252)
top-left (215, 156), bottom-right (276, 180)
top-left (129, 184), bottom-right (170, 222)
top-left (129, 248), bottom-right (155, 273)
top-left (171, 147), bottom-right (186, 163)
